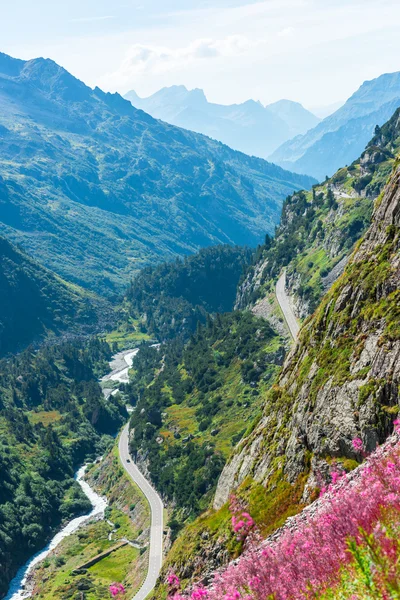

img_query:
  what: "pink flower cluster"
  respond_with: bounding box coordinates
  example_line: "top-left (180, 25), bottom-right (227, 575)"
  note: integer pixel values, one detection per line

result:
top-left (167, 572), bottom-right (181, 589)
top-left (232, 513), bottom-right (255, 539)
top-left (351, 437), bottom-right (363, 452)
top-left (109, 583), bottom-right (125, 597)
top-left (229, 495), bottom-right (255, 542)
top-left (170, 430), bottom-right (400, 600)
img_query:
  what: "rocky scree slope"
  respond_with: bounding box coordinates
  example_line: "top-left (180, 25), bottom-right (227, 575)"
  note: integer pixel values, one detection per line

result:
top-left (237, 107), bottom-right (400, 322)
top-left (214, 160), bottom-right (400, 509)
top-left (0, 52), bottom-right (315, 295)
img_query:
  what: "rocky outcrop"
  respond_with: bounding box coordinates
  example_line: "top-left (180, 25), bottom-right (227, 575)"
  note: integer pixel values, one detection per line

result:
top-left (236, 110), bottom-right (400, 329)
top-left (165, 533), bottom-right (230, 587)
top-left (214, 164), bottom-right (400, 509)
top-left (321, 255), bottom-right (348, 291)
top-left (235, 258), bottom-right (269, 311)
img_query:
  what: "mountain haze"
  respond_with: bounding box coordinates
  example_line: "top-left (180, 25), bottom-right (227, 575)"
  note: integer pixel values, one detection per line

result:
top-left (0, 53), bottom-right (315, 296)
top-left (267, 99), bottom-right (320, 137)
top-left (125, 86), bottom-right (319, 159)
top-left (270, 71), bottom-right (400, 179)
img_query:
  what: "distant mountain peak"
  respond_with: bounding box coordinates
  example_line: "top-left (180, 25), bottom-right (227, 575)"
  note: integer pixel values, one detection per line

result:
top-left (0, 51), bottom-right (25, 77)
top-left (270, 70), bottom-right (400, 180)
top-left (268, 98), bottom-right (304, 109)
top-left (156, 85), bottom-right (207, 104)
top-left (124, 87), bottom-right (319, 157)
top-left (11, 54), bottom-right (92, 103)
top-left (0, 50), bottom-right (315, 296)
top-left (241, 98), bottom-right (262, 108)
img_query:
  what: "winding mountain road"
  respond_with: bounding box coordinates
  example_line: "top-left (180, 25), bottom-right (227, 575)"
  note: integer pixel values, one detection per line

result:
top-left (119, 425), bottom-right (164, 600)
top-left (103, 349), bottom-right (164, 599)
top-left (276, 271), bottom-right (300, 341)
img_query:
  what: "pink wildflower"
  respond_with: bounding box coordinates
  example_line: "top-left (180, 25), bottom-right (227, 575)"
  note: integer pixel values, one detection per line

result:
top-left (231, 508), bottom-right (255, 540)
top-left (352, 437), bottom-right (364, 452)
top-left (176, 440), bottom-right (400, 600)
top-left (109, 583), bottom-right (125, 597)
top-left (167, 572), bottom-right (180, 589)
top-left (248, 576), bottom-right (261, 590)
top-left (191, 587), bottom-right (208, 599)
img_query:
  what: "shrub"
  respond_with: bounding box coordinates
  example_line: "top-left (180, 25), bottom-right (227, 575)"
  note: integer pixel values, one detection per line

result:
top-left (172, 432), bottom-right (400, 600)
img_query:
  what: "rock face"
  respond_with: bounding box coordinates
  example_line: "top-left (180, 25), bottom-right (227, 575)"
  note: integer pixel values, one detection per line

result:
top-left (236, 108), bottom-right (400, 328)
top-left (214, 164), bottom-right (400, 509)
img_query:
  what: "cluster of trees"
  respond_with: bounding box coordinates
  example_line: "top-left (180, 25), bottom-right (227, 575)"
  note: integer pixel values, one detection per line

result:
top-left (127, 311), bottom-right (281, 526)
top-left (0, 235), bottom-right (107, 357)
top-left (126, 245), bottom-right (252, 340)
top-left (240, 178), bottom-right (372, 314)
top-left (258, 190), bottom-right (331, 282)
top-left (0, 337), bottom-right (126, 597)
top-left (246, 110), bottom-right (400, 316)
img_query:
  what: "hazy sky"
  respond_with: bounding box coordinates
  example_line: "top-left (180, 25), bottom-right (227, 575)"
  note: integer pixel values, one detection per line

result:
top-left (2, 0), bottom-right (400, 109)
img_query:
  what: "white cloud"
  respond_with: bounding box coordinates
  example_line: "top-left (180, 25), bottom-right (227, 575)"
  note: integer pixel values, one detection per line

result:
top-left (278, 26), bottom-right (295, 37)
top-left (101, 34), bottom-right (260, 88)
top-left (9, 0), bottom-right (400, 107)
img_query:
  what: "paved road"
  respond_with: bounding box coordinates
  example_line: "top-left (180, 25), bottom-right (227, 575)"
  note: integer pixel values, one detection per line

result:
top-left (276, 271), bottom-right (300, 341)
top-left (105, 349), bottom-right (163, 599)
top-left (119, 425), bottom-right (164, 600)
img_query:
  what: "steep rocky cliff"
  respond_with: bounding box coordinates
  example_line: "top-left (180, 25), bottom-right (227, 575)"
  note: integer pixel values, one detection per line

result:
top-left (215, 160), bottom-right (400, 508)
top-left (237, 108), bottom-right (400, 323)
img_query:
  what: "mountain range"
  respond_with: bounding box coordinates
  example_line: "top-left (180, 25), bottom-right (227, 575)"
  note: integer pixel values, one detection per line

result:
top-left (270, 71), bottom-right (400, 179)
top-left (125, 86), bottom-right (320, 158)
top-left (0, 52), bottom-right (315, 296)
top-left (0, 45), bottom-right (399, 600)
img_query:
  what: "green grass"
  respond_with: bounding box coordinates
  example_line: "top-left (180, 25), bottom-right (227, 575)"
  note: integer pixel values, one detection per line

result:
top-left (106, 317), bottom-right (152, 350)
top-left (159, 351), bottom-right (280, 460)
top-left (88, 545), bottom-right (140, 582)
top-left (31, 443), bottom-right (151, 600)
top-left (28, 410), bottom-right (63, 426)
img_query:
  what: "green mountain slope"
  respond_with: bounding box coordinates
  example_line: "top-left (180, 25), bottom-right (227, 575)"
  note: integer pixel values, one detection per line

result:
top-left (151, 137), bottom-right (399, 599)
top-left (0, 52), bottom-right (315, 296)
top-left (237, 107), bottom-right (400, 322)
top-left (127, 311), bottom-right (284, 534)
top-left (0, 235), bottom-right (106, 357)
top-left (0, 338), bottom-right (126, 597)
top-left (126, 245), bottom-right (252, 341)
top-left (215, 157), bottom-right (400, 509)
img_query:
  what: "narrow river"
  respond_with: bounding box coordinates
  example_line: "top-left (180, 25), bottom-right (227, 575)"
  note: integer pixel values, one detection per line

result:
top-left (4, 467), bottom-right (107, 600)
top-left (5, 347), bottom-right (140, 600)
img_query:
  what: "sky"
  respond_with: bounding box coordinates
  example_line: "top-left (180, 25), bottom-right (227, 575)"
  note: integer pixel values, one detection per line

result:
top-left (2, 0), bottom-right (400, 110)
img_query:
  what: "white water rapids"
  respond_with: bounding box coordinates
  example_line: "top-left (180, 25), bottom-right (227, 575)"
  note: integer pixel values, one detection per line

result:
top-left (5, 347), bottom-right (142, 599)
top-left (4, 462), bottom-right (107, 599)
